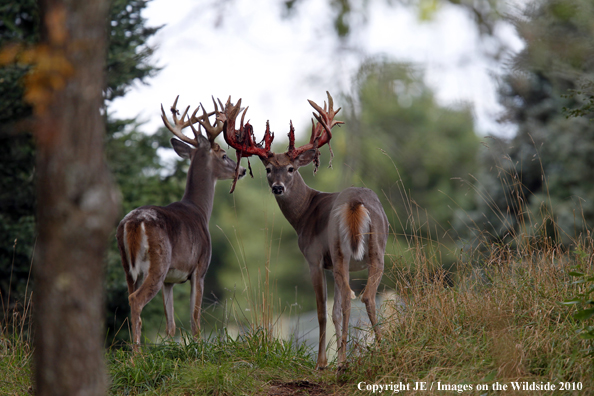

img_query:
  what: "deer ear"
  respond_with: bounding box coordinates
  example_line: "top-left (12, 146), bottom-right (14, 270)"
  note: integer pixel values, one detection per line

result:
top-left (294, 149), bottom-right (317, 168)
top-left (171, 138), bottom-right (192, 159)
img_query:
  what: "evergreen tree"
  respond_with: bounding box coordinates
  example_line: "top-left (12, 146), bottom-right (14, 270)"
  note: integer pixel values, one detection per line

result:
top-left (0, 0), bottom-right (160, 324)
top-left (464, 0), bottom-right (594, 246)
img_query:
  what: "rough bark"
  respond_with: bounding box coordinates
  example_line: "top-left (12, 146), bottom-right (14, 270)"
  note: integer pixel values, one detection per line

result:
top-left (33, 0), bottom-right (120, 395)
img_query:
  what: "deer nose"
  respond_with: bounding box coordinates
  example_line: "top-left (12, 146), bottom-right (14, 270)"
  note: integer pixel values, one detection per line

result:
top-left (239, 167), bottom-right (247, 179)
top-left (272, 184), bottom-right (285, 195)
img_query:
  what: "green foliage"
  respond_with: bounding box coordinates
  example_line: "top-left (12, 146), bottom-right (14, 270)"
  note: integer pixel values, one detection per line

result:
top-left (211, 170), bottom-right (310, 312)
top-left (106, 0), bottom-right (161, 102)
top-left (0, 0), bottom-right (38, 126)
top-left (0, 132), bottom-right (35, 309)
top-left (283, 0), bottom-right (506, 39)
top-left (106, 123), bottom-right (185, 213)
top-left (0, 0), bottom-right (38, 45)
top-left (342, 59), bottom-right (479, 237)
top-left (517, 0), bottom-right (594, 120)
top-left (564, 79), bottom-right (594, 120)
top-left (465, 0), bottom-right (594, 245)
top-left (108, 343), bottom-right (182, 394)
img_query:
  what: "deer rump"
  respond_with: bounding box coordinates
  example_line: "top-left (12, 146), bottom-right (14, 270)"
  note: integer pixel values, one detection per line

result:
top-left (118, 205), bottom-right (210, 286)
top-left (333, 201), bottom-right (371, 262)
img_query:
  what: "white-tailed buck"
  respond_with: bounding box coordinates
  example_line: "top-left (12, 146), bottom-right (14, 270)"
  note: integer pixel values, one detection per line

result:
top-left (219, 92), bottom-right (388, 369)
top-left (116, 96), bottom-right (246, 349)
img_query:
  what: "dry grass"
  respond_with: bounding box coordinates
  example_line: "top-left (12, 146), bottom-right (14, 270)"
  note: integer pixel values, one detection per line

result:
top-left (332, 147), bottom-right (594, 393)
top-left (336, 235), bottom-right (594, 394)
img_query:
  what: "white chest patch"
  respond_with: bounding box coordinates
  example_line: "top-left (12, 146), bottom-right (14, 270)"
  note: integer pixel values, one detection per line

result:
top-left (164, 268), bottom-right (190, 284)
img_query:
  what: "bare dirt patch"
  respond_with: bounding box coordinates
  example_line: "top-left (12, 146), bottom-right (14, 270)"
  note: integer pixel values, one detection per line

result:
top-left (267, 380), bottom-right (331, 395)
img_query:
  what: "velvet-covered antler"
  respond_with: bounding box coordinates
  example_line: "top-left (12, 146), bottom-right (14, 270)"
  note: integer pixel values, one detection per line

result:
top-left (219, 96), bottom-right (274, 192)
top-left (286, 91), bottom-right (344, 172)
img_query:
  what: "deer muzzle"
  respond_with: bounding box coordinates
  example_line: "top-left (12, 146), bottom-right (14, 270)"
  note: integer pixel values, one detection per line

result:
top-left (271, 183), bottom-right (285, 195)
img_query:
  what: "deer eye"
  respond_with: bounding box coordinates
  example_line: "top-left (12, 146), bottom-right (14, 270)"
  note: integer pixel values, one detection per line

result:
top-left (266, 168), bottom-right (271, 174)
top-left (222, 154), bottom-right (228, 160)
top-left (288, 167), bottom-right (294, 173)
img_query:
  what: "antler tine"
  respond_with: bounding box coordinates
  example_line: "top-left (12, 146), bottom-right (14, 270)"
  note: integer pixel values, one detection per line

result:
top-left (217, 96), bottom-right (274, 193)
top-left (240, 105), bottom-right (249, 130)
top-left (179, 105), bottom-right (190, 124)
top-left (196, 98), bottom-right (224, 143)
top-left (211, 95), bottom-right (219, 114)
top-left (187, 110), bottom-right (201, 140)
top-left (220, 96), bottom-right (274, 159)
top-left (287, 91), bottom-right (343, 164)
top-left (327, 91), bottom-right (334, 112)
top-left (161, 97), bottom-right (198, 146)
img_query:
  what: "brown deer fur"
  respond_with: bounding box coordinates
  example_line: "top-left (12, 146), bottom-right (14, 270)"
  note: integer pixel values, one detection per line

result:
top-left (117, 98), bottom-right (245, 349)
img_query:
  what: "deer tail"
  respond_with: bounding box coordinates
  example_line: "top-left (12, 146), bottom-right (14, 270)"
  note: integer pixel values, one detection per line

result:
top-left (122, 221), bottom-right (143, 273)
top-left (335, 201), bottom-right (371, 261)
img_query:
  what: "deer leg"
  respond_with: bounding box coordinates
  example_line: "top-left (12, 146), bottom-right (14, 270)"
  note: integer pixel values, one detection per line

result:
top-left (162, 283), bottom-right (175, 337)
top-left (331, 286), bottom-right (343, 355)
top-left (332, 246), bottom-right (352, 367)
top-left (128, 270), bottom-right (166, 348)
top-left (124, 271), bottom-right (137, 295)
top-left (309, 263), bottom-right (328, 369)
top-left (125, 276), bottom-right (141, 351)
top-left (190, 271), bottom-right (205, 338)
top-left (362, 232), bottom-right (385, 342)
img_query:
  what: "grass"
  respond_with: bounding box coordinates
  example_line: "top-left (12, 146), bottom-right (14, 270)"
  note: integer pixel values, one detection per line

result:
top-left (342, 251), bottom-right (593, 391)
top-left (2, 242), bottom-right (592, 395)
top-left (106, 329), bottom-right (326, 395)
top-left (0, 247), bottom-right (33, 396)
top-left (0, 330), bottom-right (32, 395)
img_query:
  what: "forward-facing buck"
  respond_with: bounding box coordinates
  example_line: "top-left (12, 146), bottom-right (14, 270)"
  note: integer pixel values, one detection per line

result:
top-left (116, 96), bottom-right (246, 349)
top-left (220, 92), bottom-right (389, 369)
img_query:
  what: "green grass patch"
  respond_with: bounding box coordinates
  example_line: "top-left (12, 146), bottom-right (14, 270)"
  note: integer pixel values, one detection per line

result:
top-left (0, 333), bottom-right (32, 395)
top-left (107, 328), bottom-right (319, 395)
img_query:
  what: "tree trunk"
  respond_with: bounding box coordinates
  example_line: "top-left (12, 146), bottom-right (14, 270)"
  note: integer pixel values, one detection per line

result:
top-left (33, 0), bottom-right (119, 395)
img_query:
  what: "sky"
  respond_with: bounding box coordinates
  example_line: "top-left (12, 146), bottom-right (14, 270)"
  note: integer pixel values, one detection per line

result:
top-left (111, 0), bottom-right (524, 145)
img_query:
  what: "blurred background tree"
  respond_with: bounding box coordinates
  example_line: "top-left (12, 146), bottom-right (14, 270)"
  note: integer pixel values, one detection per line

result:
top-left (341, 59), bottom-right (478, 237)
top-left (283, 0), bottom-right (505, 39)
top-left (459, 0), bottom-right (594, 247)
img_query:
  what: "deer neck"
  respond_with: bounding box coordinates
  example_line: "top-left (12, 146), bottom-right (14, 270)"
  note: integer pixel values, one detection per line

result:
top-left (181, 156), bottom-right (216, 219)
top-left (274, 171), bottom-right (317, 232)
